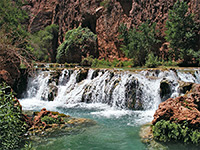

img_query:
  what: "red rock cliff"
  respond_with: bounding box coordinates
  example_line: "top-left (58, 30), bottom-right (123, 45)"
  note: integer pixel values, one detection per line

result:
top-left (24, 0), bottom-right (200, 60)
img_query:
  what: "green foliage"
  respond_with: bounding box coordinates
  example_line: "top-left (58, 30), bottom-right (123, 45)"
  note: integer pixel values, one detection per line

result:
top-left (165, 0), bottom-right (199, 64)
top-left (22, 142), bottom-right (35, 150)
top-left (56, 26), bottom-right (97, 63)
top-left (0, 83), bottom-right (26, 150)
top-left (161, 58), bottom-right (178, 67)
top-left (86, 57), bottom-right (132, 68)
top-left (80, 56), bottom-right (94, 67)
top-left (119, 22), bottom-right (160, 66)
top-left (41, 116), bottom-right (61, 124)
top-left (145, 52), bottom-right (160, 68)
top-left (153, 120), bottom-right (200, 144)
top-left (91, 58), bottom-right (111, 68)
top-left (0, 0), bottom-right (28, 47)
top-left (29, 24), bottom-right (59, 62)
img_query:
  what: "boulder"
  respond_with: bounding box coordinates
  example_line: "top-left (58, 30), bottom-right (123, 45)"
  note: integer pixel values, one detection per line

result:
top-left (48, 84), bottom-right (58, 101)
top-left (76, 69), bottom-right (88, 83)
top-left (152, 84), bottom-right (200, 128)
top-left (124, 77), bottom-right (141, 109)
top-left (91, 69), bottom-right (100, 79)
top-left (178, 81), bottom-right (194, 94)
top-left (26, 108), bottom-right (96, 138)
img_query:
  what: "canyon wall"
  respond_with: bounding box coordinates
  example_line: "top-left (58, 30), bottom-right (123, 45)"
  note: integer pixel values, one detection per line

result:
top-left (24, 0), bottom-right (200, 60)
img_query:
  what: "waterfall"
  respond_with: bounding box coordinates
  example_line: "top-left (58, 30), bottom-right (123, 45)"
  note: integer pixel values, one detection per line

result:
top-left (20, 68), bottom-right (200, 112)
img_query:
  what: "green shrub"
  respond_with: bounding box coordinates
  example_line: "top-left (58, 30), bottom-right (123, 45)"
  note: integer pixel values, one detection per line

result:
top-left (111, 59), bottom-right (120, 67)
top-left (0, 83), bottom-right (26, 150)
top-left (91, 58), bottom-right (111, 68)
top-left (115, 61), bottom-right (124, 68)
top-left (165, 0), bottom-right (199, 64)
top-left (153, 120), bottom-right (200, 144)
top-left (89, 58), bottom-right (133, 68)
top-left (91, 58), bottom-right (99, 68)
top-left (29, 24), bottom-right (59, 62)
top-left (41, 116), bottom-right (60, 124)
top-left (145, 52), bottom-right (160, 68)
top-left (80, 56), bottom-right (94, 67)
top-left (0, 0), bottom-right (28, 48)
top-left (122, 60), bottom-right (133, 68)
top-left (119, 22), bottom-right (160, 66)
top-left (161, 58), bottom-right (178, 67)
top-left (56, 26), bottom-right (97, 63)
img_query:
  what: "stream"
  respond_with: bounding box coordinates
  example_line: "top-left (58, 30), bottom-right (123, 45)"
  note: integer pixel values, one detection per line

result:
top-left (19, 68), bottom-right (200, 150)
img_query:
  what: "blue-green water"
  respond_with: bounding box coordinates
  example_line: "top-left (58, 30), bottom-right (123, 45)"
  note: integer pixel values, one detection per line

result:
top-left (20, 68), bottom-right (200, 150)
top-left (29, 104), bottom-right (150, 150)
top-left (25, 104), bottom-right (200, 150)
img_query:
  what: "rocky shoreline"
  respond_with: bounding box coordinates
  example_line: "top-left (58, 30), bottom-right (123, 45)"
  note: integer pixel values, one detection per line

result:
top-left (140, 83), bottom-right (200, 148)
top-left (22, 108), bottom-right (96, 141)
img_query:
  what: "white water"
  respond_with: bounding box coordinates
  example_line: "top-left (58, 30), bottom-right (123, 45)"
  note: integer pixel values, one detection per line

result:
top-left (20, 68), bottom-right (200, 124)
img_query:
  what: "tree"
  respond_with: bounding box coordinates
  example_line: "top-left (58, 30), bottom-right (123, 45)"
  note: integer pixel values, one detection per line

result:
top-left (165, 0), bottom-right (199, 64)
top-left (0, 0), bottom-right (28, 48)
top-left (0, 83), bottom-right (26, 150)
top-left (56, 26), bottom-right (97, 63)
top-left (119, 22), bottom-right (160, 66)
top-left (29, 24), bottom-right (59, 62)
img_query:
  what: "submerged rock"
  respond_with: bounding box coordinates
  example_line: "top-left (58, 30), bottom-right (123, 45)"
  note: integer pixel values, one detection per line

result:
top-left (140, 123), bottom-right (168, 150)
top-left (25, 108), bottom-right (96, 139)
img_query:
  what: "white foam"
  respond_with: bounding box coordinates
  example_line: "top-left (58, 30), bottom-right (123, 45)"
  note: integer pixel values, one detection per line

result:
top-left (19, 98), bottom-right (63, 111)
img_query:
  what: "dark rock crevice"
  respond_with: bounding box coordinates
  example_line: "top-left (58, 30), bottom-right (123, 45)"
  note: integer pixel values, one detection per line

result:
top-left (117, 0), bottom-right (132, 16)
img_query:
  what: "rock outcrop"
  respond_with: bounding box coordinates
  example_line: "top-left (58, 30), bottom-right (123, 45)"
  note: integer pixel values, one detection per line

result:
top-left (24, 108), bottom-right (96, 137)
top-left (0, 45), bottom-right (31, 96)
top-left (0, 48), bottom-right (21, 87)
top-left (23, 0), bottom-right (200, 60)
top-left (152, 84), bottom-right (200, 127)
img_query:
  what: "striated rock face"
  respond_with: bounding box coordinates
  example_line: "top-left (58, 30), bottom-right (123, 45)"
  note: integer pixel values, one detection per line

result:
top-left (23, 0), bottom-right (200, 60)
top-left (152, 84), bottom-right (200, 128)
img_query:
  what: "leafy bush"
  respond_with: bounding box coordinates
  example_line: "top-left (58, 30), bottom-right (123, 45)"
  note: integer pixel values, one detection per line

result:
top-left (165, 0), bottom-right (199, 64)
top-left (80, 56), bottom-right (94, 67)
top-left (56, 26), bottom-right (97, 63)
top-left (41, 116), bottom-right (61, 124)
top-left (91, 58), bottom-right (111, 68)
top-left (0, 0), bottom-right (28, 48)
top-left (0, 83), bottom-right (26, 150)
top-left (145, 52), bottom-right (160, 68)
top-left (161, 59), bottom-right (178, 67)
top-left (29, 24), bottom-right (59, 62)
top-left (153, 120), bottom-right (200, 144)
top-left (119, 22), bottom-right (160, 66)
top-left (80, 57), bottom-right (133, 68)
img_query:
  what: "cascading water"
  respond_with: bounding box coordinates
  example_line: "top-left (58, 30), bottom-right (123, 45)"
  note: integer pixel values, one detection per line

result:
top-left (20, 68), bottom-right (200, 119)
top-left (19, 68), bottom-right (200, 150)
